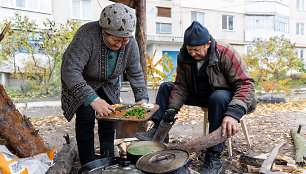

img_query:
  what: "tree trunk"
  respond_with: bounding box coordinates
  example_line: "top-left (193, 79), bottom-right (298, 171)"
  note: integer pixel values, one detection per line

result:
top-left (290, 125), bottom-right (306, 164)
top-left (0, 84), bottom-right (48, 157)
top-left (135, 0), bottom-right (147, 85)
top-left (46, 140), bottom-right (78, 174)
top-left (166, 127), bottom-right (227, 152)
top-left (0, 22), bottom-right (10, 42)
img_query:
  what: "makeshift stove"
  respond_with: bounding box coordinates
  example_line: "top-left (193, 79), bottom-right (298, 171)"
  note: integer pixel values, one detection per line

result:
top-left (78, 141), bottom-right (191, 174)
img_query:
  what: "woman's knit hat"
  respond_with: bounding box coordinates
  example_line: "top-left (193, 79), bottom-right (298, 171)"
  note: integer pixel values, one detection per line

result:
top-left (99, 3), bottom-right (136, 37)
top-left (184, 21), bottom-right (210, 46)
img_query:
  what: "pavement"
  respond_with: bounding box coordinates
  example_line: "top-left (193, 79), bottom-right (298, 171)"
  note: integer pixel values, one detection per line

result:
top-left (15, 84), bottom-right (306, 118)
top-left (16, 86), bottom-right (158, 118)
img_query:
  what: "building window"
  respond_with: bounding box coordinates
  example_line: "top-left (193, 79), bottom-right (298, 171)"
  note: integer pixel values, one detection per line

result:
top-left (246, 15), bottom-right (274, 30)
top-left (1, 0), bottom-right (51, 12)
top-left (72, 0), bottom-right (92, 20)
top-left (296, 0), bottom-right (305, 10)
top-left (296, 23), bottom-right (304, 35)
top-left (156, 22), bottom-right (172, 33)
top-left (296, 48), bottom-right (304, 59)
top-left (16, 0), bottom-right (25, 8)
top-left (191, 11), bottom-right (205, 26)
top-left (222, 15), bottom-right (234, 31)
top-left (274, 15), bottom-right (289, 33)
top-left (29, 0), bottom-right (39, 10)
top-left (157, 7), bottom-right (171, 17)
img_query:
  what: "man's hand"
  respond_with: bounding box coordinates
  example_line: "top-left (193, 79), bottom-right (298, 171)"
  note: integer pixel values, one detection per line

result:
top-left (221, 116), bottom-right (239, 138)
top-left (162, 108), bottom-right (177, 123)
top-left (90, 98), bottom-right (115, 117)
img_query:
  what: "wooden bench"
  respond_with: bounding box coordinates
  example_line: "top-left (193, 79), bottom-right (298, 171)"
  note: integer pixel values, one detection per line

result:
top-left (201, 107), bottom-right (251, 156)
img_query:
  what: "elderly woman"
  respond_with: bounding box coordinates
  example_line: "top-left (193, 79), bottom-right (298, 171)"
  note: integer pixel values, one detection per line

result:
top-left (61, 3), bottom-right (148, 166)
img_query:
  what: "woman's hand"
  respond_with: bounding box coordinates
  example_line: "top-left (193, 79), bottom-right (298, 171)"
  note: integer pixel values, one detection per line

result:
top-left (90, 98), bottom-right (115, 117)
top-left (221, 116), bottom-right (240, 138)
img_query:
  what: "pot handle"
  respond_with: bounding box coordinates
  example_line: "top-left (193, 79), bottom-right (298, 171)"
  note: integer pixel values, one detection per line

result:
top-left (150, 154), bottom-right (174, 163)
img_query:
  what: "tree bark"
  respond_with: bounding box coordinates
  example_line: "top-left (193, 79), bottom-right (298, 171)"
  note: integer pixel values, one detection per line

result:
top-left (290, 125), bottom-right (306, 164)
top-left (0, 22), bottom-right (10, 42)
top-left (135, 0), bottom-right (147, 85)
top-left (46, 140), bottom-right (78, 174)
top-left (0, 84), bottom-right (48, 157)
top-left (166, 127), bottom-right (227, 152)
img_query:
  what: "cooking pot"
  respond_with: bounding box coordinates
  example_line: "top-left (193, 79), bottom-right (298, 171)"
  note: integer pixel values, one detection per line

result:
top-left (126, 141), bottom-right (167, 164)
top-left (78, 157), bottom-right (113, 174)
top-left (136, 149), bottom-right (191, 174)
top-left (78, 157), bottom-right (143, 174)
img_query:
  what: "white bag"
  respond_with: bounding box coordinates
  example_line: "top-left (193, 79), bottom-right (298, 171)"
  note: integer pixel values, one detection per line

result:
top-left (0, 145), bottom-right (57, 174)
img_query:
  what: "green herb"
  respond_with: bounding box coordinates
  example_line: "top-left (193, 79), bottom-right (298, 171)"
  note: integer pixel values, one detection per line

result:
top-left (123, 108), bottom-right (146, 119)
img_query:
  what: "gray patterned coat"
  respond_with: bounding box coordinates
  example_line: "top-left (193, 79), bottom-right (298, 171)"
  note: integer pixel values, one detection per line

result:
top-left (61, 21), bottom-right (148, 122)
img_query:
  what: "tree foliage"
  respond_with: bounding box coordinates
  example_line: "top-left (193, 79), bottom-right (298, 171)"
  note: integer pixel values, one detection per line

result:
top-left (0, 13), bottom-right (80, 97)
top-left (244, 35), bottom-right (303, 95)
top-left (147, 49), bottom-right (176, 95)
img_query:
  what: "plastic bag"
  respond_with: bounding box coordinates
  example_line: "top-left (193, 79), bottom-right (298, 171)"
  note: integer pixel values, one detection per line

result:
top-left (0, 145), bottom-right (57, 174)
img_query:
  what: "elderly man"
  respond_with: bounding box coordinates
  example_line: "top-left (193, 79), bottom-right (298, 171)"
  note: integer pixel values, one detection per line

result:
top-left (136, 21), bottom-right (257, 174)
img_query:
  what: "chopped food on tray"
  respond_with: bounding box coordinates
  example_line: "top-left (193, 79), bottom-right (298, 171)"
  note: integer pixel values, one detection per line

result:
top-left (122, 108), bottom-right (146, 119)
top-left (141, 103), bottom-right (154, 109)
top-left (112, 104), bottom-right (124, 114)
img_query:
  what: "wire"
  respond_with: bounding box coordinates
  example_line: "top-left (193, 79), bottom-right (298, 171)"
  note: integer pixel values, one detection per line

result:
top-left (97, 0), bottom-right (103, 9)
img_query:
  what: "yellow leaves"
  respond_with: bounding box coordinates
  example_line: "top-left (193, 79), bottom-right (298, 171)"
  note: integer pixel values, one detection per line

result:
top-left (260, 79), bottom-right (278, 93)
top-left (147, 49), bottom-right (176, 91)
top-left (259, 78), bottom-right (292, 94)
top-left (292, 170), bottom-right (303, 174)
top-left (257, 102), bottom-right (305, 112)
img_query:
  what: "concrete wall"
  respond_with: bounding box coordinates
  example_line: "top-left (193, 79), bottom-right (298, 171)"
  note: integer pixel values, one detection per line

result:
top-left (0, 7), bottom-right (53, 28)
top-left (52, 0), bottom-right (112, 25)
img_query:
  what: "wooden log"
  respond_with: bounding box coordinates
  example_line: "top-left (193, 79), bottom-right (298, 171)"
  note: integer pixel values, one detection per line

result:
top-left (259, 140), bottom-right (286, 174)
top-left (0, 84), bottom-right (48, 157)
top-left (239, 154), bottom-right (288, 167)
top-left (290, 125), bottom-right (306, 165)
top-left (0, 22), bottom-right (10, 42)
top-left (166, 127), bottom-right (227, 152)
top-left (46, 137), bottom-right (78, 174)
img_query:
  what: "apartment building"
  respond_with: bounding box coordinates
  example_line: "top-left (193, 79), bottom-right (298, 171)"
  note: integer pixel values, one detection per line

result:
top-left (147, 0), bottom-right (246, 78)
top-left (0, 0), bottom-right (305, 88)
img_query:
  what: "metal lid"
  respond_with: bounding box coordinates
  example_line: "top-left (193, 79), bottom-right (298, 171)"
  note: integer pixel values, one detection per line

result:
top-left (136, 149), bottom-right (190, 173)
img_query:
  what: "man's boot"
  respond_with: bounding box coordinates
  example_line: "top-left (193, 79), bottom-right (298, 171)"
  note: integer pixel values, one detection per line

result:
top-left (199, 151), bottom-right (222, 174)
top-left (135, 122), bottom-right (169, 143)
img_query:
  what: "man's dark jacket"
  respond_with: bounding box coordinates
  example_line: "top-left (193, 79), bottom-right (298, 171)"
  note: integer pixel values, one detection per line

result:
top-left (168, 38), bottom-right (257, 121)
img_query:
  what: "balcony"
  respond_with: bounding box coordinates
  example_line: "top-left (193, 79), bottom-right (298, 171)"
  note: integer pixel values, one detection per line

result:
top-left (147, 35), bottom-right (183, 44)
top-left (245, 0), bottom-right (289, 16)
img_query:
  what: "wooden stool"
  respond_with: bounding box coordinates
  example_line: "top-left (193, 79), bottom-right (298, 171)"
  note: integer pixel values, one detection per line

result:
top-left (201, 107), bottom-right (251, 156)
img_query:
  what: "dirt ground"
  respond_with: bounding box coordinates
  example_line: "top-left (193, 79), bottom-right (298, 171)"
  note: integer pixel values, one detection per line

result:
top-left (29, 100), bottom-right (306, 173)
